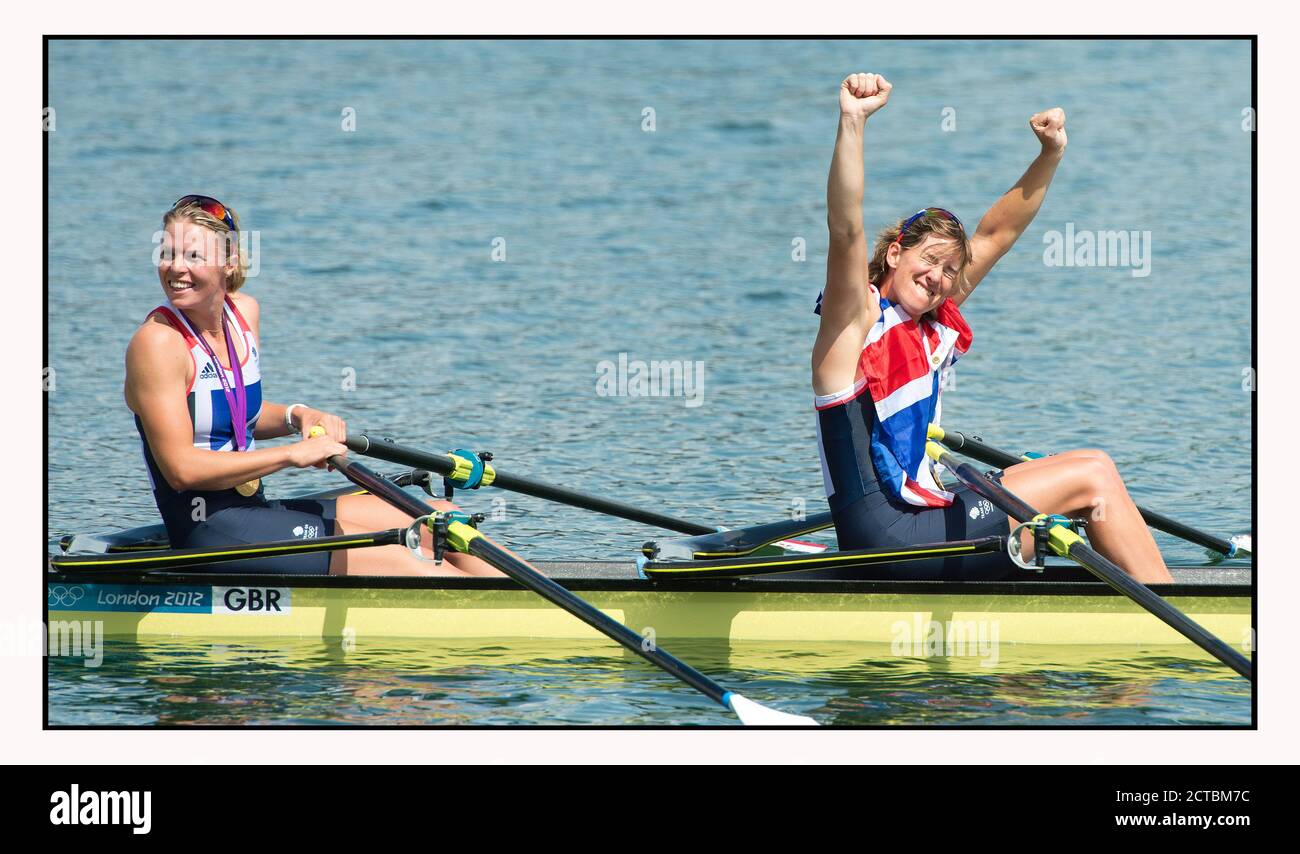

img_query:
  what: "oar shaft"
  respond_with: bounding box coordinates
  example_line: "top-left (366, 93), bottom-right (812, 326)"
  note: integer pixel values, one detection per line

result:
top-left (326, 451), bottom-right (814, 720)
top-left (928, 443), bottom-right (1253, 680)
top-left (1061, 540), bottom-right (1252, 679)
top-left (463, 534), bottom-right (729, 706)
top-left (933, 428), bottom-right (1240, 556)
top-left (328, 454), bottom-right (431, 518)
top-left (347, 434), bottom-right (715, 536)
top-left (330, 452), bottom-right (728, 700)
top-left (1125, 506), bottom-right (1237, 557)
top-left (940, 456), bottom-right (1039, 522)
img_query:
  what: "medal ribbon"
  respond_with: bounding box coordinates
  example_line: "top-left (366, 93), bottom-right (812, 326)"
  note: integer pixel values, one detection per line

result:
top-left (190, 301), bottom-right (249, 452)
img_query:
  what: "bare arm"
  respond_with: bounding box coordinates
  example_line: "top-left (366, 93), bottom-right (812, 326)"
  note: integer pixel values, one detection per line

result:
top-left (953, 108), bottom-right (1068, 305)
top-left (812, 73), bottom-right (892, 396)
top-left (124, 320), bottom-right (344, 491)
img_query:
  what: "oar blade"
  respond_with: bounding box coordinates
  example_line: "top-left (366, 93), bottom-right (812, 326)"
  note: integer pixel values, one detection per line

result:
top-left (727, 694), bottom-right (819, 726)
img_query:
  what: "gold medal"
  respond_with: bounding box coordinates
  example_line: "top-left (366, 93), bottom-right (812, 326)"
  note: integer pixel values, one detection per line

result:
top-left (235, 478), bottom-right (261, 497)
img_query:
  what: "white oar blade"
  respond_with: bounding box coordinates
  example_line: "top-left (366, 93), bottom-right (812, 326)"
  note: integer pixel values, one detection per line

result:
top-left (728, 694), bottom-right (818, 726)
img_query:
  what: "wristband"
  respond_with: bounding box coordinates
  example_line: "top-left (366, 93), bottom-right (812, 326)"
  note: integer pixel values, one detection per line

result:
top-left (285, 403), bottom-right (308, 433)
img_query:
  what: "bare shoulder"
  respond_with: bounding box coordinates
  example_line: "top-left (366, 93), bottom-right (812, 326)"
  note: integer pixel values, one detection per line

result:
top-left (124, 313), bottom-right (191, 414)
top-left (230, 290), bottom-right (261, 336)
top-left (231, 291), bottom-right (260, 319)
top-left (126, 315), bottom-right (188, 374)
top-left (130, 312), bottom-right (180, 347)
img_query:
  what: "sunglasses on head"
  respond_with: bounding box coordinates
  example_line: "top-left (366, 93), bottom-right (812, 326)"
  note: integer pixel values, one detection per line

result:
top-left (893, 207), bottom-right (962, 245)
top-left (172, 195), bottom-right (237, 232)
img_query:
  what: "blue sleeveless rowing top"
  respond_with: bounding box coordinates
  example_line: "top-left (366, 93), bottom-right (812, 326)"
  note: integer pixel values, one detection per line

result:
top-left (134, 297), bottom-right (265, 544)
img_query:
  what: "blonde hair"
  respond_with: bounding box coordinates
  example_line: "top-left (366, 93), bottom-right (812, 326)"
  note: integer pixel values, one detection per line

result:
top-left (162, 200), bottom-right (248, 292)
top-left (869, 210), bottom-right (970, 289)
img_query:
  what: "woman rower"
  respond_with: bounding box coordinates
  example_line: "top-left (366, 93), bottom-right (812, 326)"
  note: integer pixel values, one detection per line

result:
top-left (812, 74), bottom-right (1173, 584)
top-left (125, 195), bottom-right (500, 576)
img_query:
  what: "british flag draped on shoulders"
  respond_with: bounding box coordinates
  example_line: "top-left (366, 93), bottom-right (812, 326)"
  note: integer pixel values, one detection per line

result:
top-left (817, 282), bottom-right (972, 507)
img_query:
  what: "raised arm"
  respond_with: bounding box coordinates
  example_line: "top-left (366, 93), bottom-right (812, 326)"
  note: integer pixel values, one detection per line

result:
top-left (812, 73), bottom-right (892, 396)
top-left (952, 108), bottom-right (1068, 306)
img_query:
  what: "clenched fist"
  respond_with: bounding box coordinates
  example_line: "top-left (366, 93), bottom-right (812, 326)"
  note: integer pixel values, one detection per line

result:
top-left (840, 73), bottom-right (892, 121)
top-left (1029, 107), bottom-right (1067, 153)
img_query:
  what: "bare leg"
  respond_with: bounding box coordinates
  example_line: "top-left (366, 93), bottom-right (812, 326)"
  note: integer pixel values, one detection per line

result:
top-left (328, 493), bottom-right (504, 577)
top-left (997, 450), bottom-right (1172, 584)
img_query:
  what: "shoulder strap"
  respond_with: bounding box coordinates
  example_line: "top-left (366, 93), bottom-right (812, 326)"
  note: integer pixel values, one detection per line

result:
top-left (146, 305), bottom-right (200, 348)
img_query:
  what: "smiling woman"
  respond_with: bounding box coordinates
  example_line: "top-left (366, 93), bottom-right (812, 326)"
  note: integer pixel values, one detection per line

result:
top-left (122, 195), bottom-right (502, 577)
top-left (808, 73), bottom-right (1173, 584)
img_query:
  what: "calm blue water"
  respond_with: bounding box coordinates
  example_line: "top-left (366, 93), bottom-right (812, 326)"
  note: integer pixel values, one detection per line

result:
top-left (47, 39), bottom-right (1253, 725)
top-left (47, 638), bottom-right (1250, 726)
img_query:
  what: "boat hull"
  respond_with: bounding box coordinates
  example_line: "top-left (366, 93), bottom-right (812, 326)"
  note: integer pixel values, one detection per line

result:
top-left (47, 569), bottom-right (1252, 649)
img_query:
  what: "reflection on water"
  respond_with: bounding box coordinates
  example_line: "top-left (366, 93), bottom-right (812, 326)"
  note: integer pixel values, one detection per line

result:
top-left (47, 637), bottom-right (1251, 726)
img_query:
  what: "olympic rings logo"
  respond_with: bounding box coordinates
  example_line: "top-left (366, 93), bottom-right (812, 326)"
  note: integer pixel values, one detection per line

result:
top-left (48, 585), bottom-right (85, 607)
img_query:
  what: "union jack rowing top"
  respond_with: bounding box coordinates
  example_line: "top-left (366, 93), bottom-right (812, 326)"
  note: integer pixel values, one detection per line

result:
top-left (814, 285), bottom-right (972, 507)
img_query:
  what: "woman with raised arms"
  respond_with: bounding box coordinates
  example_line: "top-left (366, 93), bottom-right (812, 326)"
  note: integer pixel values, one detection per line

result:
top-left (125, 196), bottom-right (500, 576)
top-left (812, 74), bottom-right (1172, 583)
